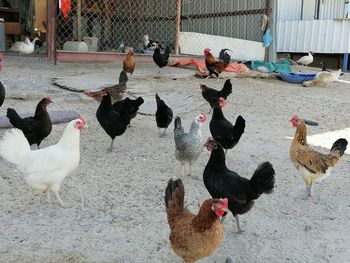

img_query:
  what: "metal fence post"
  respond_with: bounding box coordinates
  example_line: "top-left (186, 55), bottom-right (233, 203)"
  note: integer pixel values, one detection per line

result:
top-left (268, 0), bottom-right (277, 62)
top-left (175, 0), bottom-right (182, 55)
top-left (47, 0), bottom-right (57, 63)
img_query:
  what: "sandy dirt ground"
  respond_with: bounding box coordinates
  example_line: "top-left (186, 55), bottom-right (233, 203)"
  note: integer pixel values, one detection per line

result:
top-left (0, 59), bottom-right (350, 263)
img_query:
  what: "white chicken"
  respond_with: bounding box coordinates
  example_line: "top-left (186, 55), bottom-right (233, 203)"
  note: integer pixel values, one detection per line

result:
top-left (296, 51), bottom-right (314, 66)
top-left (0, 117), bottom-right (87, 207)
top-left (9, 37), bottom-right (39, 55)
top-left (303, 69), bottom-right (344, 87)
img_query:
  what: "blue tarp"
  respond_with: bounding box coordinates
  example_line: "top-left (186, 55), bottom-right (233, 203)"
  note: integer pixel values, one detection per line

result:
top-left (278, 73), bottom-right (316, 84)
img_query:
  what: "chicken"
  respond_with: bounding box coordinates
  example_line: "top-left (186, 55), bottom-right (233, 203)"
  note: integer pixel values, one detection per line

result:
top-left (0, 81), bottom-right (5, 107)
top-left (201, 79), bottom-right (232, 110)
top-left (0, 117), bottom-right (87, 206)
top-left (289, 115), bottom-right (348, 199)
top-left (93, 89), bottom-right (132, 152)
top-left (204, 137), bottom-right (275, 233)
top-left (303, 69), bottom-right (343, 87)
top-left (296, 51), bottom-right (314, 66)
top-left (6, 97), bottom-right (53, 148)
top-left (165, 178), bottom-right (228, 263)
top-left (204, 48), bottom-right (232, 79)
top-left (9, 37), bottom-right (39, 55)
top-left (112, 96), bottom-right (144, 126)
top-left (153, 43), bottom-right (170, 73)
top-left (174, 114), bottom-right (207, 177)
top-left (210, 97), bottom-right (245, 155)
top-left (87, 70), bottom-right (127, 103)
top-left (155, 93), bottom-right (173, 136)
top-left (123, 49), bottom-right (135, 75)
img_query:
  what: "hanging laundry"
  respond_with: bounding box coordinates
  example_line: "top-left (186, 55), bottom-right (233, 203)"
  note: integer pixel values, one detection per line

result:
top-left (59, 0), bottom-right (71, 19)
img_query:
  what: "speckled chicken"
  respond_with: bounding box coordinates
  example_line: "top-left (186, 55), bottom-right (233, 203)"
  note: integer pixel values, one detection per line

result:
top-left (174, 114), bottom-right (207, 177)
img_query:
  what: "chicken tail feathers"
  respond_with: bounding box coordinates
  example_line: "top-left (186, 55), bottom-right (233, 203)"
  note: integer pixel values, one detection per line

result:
top-left (330, 138), bottom-right (348, 157)
top-left (174, 116), bottom-right (182, 131)
top-left (6, 108), bottom-right (22, 127)
top-left (249, 162), bottom-right (275, 198)
top-left (164, 46), bottom-right (171, 59)
top-left (0, 128), bottom-right (30, 167)
top-left (165, 178), bottom-right (185, 217)
top-left (219, 49), bottom-right (232, 66)
top-left (220, 79), bottom-right (233, 98)
top-left (232, 115), bottom-right (245, 140)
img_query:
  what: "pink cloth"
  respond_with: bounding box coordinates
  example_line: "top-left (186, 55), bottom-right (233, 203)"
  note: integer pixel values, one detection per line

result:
top-left (170, 58), bottom-right (248, 73)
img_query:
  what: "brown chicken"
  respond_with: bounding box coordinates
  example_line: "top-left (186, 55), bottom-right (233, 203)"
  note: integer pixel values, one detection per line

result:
top-left (204, 48), bottom-right (231, 79)
top-left (165, 178), bottom-right (228, 263)
top-left (289, 115), bottom-right (348, 199)
top-left (123, 49), bottom-right (135, 75)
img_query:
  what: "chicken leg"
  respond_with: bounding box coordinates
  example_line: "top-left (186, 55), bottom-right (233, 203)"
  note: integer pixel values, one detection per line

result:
top-left (54, 191), bottom-right (65, 207)
top-left (107, 139), bottom-right (115, 152)
top-left (234, 215), bottom-right (243, 234)
top-left (304, 183), bottom-right (312, 200)
top-left (189, 162), bottom-right (192, 177)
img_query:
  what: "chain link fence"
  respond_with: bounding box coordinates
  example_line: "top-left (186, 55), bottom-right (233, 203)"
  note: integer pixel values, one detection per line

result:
top-left (56, 0), bottom-right (271, 57)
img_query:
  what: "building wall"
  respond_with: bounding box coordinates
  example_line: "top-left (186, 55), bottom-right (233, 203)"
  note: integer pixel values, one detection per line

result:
top-left (278, 0), bottom-right (345, 21)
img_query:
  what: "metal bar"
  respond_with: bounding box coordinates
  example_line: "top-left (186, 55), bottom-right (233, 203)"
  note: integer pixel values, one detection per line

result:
top-left (77, 0), bottom-right (81, 42)
top-left (343, 53), bottom-right (349, 72)
top-left (175, 0), bottom-right (181, 55)
top-left (268, 0), bottom-right (277, 62)
top-left (181, 8), bottom-right (269, 20)
top-left (47, 0), bottom-right (57, 63)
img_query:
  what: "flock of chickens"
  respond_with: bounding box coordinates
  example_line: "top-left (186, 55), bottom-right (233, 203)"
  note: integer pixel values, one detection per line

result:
top-left (0, 47), bottom-right (348, 263)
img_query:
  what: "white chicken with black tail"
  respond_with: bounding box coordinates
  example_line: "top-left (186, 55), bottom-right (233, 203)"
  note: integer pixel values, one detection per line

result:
top-left (0, 117), bottom-right (87, 207)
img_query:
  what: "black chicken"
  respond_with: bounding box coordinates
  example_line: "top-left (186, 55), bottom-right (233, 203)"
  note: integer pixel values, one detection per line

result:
top-left (155, 93), bottom-right (173, 136)
top-left (153, 44), bottom-right (170, 73)
top-left (113, 96), bottom-right (144, 126)
top-left (210, 98), bottom-right (245, 155)
top-left (95, 90), bottom-right (132, 152)
top-left (203, 137), bottom-right (275, 233)
top-left (0, 81), bottom-right (5, 107)
top-left (201, 79), bottom-right (232, 110)
top-left (6, 97), bottom-right (53, 148)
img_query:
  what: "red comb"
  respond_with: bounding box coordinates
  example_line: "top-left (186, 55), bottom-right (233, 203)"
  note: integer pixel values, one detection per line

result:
top-left (221, 198), bottom-right (228, 208)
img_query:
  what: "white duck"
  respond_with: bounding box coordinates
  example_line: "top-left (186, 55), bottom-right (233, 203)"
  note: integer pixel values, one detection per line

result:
top-left (296, 51), bottom-right (314, 66)
top-left (9, 37), bottom-right (39, 55)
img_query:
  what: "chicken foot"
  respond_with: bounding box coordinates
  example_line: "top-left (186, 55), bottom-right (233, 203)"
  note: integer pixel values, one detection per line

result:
top-left (304, 183), bottom-right (312, 200)
top-left (54, 191), bottom-right (65, 207)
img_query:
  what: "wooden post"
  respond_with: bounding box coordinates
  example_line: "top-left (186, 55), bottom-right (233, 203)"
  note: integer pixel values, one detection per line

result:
top-left (175, 0), bottom-right (181, 55)
top-left (47, 0), bottom-right (57, 63)
top-left (77, 0), bottom-right (82, 42)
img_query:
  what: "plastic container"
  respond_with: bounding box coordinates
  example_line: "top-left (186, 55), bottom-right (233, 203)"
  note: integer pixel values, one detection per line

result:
top-left (63, 41), bottom-right (88, 52)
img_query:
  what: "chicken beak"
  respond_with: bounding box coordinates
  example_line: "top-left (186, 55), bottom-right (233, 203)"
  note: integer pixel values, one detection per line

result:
top-left (302, 119), bottom-right (319, 126)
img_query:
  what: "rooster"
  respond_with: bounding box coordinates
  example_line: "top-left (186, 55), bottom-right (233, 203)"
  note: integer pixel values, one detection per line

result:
top-left (290, 115), bottom-right (348, 199)
top-left (201, 79), bottom-right (233, 111)
top-left (6, 97), bottom-right (53, 148)
top-left (153, 43), bottom-right (170, 73)
top-left (204, 137), bottom-right (275, 233)
top-left (210, 97), bottom-right (245, 155)
top-left (0, 117), bottom-right (87, 206)
top-left (165, 178), bottom-right (228, 263)
top-left (0, 81), bottom-right (5, 107)
top-left (123, 49), bottom-right (135, 75)
top-left (174, 114), bottom-right (207, 177)
top-left (204, 48), bottom-right (232, 79)
top-left (155, 93), bottom-right (173, 136)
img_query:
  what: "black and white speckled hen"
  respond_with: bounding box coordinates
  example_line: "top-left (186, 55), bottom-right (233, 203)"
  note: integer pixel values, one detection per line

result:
top-left (210, 97), bottom-right (245, 155)
top-left (203, 137), bottom-right (275, 233)
top-left (6, 97), bottom-right (52, 148)
top-left (174, 114), bottom-right (207, 177)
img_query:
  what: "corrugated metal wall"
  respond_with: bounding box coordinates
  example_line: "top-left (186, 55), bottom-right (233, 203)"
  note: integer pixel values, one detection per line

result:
top-left (277, 19), bottom-right (350, 53)
top-left (181, 0), bottom-right (268, 42)
top-left (278, 0), bottom-right (345, 21)
top-left (277, 0), bottom-right (302, 21)
top-left (319, 0), bottom-right (345, 20)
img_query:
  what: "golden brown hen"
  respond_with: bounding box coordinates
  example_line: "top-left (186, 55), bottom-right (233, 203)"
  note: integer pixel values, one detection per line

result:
top-left (289, 115), bottom-right (348, 199)
top-left (165, 178), bottom-right (228, 263)
top-left (123, 49), bottom-right (135, 75)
